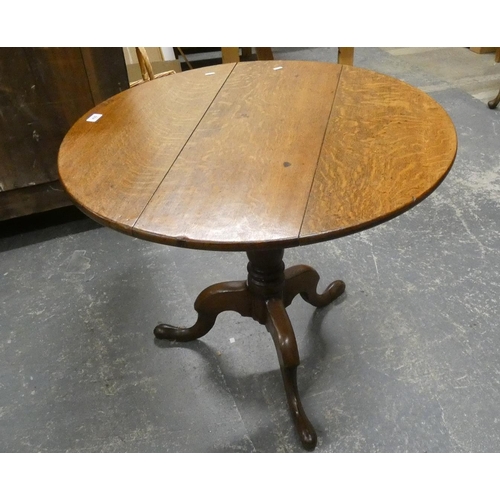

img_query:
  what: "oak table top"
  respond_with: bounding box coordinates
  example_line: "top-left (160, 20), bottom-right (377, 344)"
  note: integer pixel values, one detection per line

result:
top-left (58, 60), bottom-right (457, 252)
top-left (58, 61), bottom-right (457, 451)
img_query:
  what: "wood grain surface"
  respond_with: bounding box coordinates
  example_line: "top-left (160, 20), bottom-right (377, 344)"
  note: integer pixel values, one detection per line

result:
top-left (58, 63), bottom-right (235, 231)
top-left (134, 61), bottom-right (341, 248)
top-left (58, 61), bottom-right (457, 250)
top-left (300, 65), bottom-right (458, 242)
top-left (1, 48), bottom-right (94, 191)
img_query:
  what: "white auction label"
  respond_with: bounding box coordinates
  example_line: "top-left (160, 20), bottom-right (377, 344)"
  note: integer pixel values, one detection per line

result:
top-left (86, 113), bottom-right (103, 122)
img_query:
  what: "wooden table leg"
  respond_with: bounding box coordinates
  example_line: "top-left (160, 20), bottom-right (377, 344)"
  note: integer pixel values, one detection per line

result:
top-left (266, 298), bottom-right (317, 448)
top-left (154, 281), bottom-right (252, 341)
top-left (155, 248), bottom-right (345, 450)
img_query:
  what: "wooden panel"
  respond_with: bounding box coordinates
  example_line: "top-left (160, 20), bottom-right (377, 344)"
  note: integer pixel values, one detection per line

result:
top-left (24, 48), bottom-right (95, 122)
top-left (300, 66), bottom-right (457, 242)
top-left (134, 61), bottom-right (342, 250)
top-left (80, 48), bottom-right (130, 104)
top-left (0, 48), bottom-right (95, 192)
top-left (0, 48), bottom-right (129, 221)
top-left (0, 48), bottom-right (45, 192)
top-left (58, 63), bottom-right (236, 232)
top-left (0, 181), bottom-right (70, 221)
top-left (0, 47), bottom-right (34, 94)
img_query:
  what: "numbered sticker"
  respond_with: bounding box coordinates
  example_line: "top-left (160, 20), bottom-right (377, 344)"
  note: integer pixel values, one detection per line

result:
top-left (86, 113), bottom-right (103, 122)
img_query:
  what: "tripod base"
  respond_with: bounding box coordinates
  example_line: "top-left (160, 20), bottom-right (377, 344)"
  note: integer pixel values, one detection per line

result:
top-left (155, 249), bottom-right (345, 450)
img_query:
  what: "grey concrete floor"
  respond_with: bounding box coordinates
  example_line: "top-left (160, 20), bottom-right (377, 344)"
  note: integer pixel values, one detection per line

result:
top-left (1, 48), bottom-right (500, 453)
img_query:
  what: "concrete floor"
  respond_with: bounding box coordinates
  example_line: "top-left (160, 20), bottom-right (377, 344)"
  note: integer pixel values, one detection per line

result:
top-left (1, 47), bottom-right (500, 453)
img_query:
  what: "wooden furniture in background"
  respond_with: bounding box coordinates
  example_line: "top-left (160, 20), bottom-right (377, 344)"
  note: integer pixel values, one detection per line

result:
top-left (221, 47), bottom-right (274, 63)
top-left (129, 48), bottom-right (177, 87)
top-left (123, 47), bottom-right (182, 84)
top-left (221, 47), bottom-right (241, 63)
top-left (469, 47), bottom-right (500, 62)
top-left (59, 61), bottom-right (457, 450)
top-left (221, 47), bottom-right (355, 65)
top-left (338, 47), bottom-right (354, 65)
top-left (0, 47), bottom-right (128, 221)
top-left (488, 48), bottom-right (500, 109)
top-left (469, 47), bottom-right (497, 54)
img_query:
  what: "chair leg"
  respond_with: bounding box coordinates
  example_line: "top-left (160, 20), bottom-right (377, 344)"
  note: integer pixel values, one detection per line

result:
top-left (241, 47), bottom-right (253, 59)
top-left (338, 47), bottom-right (354, 65)
top-left (221, 47), bottom-right (240, 64)
top-left (255, 48), bottom-right (274, 61)
top-left (176, 47), bottom-right (193, 70)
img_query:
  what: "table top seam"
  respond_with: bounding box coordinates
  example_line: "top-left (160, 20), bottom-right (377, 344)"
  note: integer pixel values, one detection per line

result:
top-left (297, 64), bottom-right (345, 242)
top-left (132, 62), bottom-right (238, 232)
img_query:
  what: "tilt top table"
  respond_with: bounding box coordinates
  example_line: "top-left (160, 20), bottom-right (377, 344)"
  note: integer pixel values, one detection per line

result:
top-left (58, 60), bottom-right (457, 450)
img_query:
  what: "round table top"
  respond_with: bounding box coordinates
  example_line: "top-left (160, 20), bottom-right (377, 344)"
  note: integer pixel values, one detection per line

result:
top-left (58, 60), bottom-right (457, 251)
